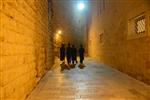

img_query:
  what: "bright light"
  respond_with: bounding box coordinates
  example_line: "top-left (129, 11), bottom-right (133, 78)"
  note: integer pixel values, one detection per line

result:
top-left (78, 3), bottom-right (85, 10)
top-left (57, 30), bottom-right (62, 34)
top-left (55, 34), bottom-right (59, 40)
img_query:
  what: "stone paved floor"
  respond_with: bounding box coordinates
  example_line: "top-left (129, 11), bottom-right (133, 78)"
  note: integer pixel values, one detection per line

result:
top-left (26, 58), bottom-right (150, 100)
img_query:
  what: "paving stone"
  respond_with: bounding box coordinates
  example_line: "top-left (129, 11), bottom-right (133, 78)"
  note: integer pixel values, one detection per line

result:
top-left (26, 58), bottom-right (150, 100)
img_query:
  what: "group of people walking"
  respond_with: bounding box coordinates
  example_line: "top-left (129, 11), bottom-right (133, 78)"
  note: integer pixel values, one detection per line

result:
top-left (60, 43), bottom-right (85, 65)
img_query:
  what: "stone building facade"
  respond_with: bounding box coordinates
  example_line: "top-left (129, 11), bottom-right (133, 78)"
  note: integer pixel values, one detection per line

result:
top-left (0, 0), bottom-right (54, 99)
top-left (88, 0), bottom-right (150, 85)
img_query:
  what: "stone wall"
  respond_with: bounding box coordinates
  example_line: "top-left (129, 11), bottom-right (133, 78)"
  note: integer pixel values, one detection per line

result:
top-left (88, 0), bottom-right (150, 85)
top-left (0, 0), bottom-right (54, 99)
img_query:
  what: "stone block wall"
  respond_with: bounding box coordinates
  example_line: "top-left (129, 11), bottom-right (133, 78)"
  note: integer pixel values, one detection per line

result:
top-left (88, 0), bottom-right (150, 85)
top-left (0, 0), bottom-right (54, 99)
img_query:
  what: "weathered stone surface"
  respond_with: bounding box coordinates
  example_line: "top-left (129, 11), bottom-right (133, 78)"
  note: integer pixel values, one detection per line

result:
top-left (0, 0), bottom-right (54, 100)
top-left (88, 0), bottom-right (150, 85)
top-left (27, 58), bottom-right (150, 100)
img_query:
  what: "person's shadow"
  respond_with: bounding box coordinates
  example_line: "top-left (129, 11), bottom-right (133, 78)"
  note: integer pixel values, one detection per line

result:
top-left (60, 62), bottom-right (86, 71)
top-left (69, 64), bottom-right (76, 69)
top-left (78, 63), bottom-right (86, 69)
top-left (60, 62), bottom-right (70, 71)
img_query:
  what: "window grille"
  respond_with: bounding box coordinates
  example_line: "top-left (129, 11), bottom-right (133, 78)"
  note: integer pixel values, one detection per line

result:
top-left (135, 15), bottom-right (145, 34)
top-left (127, 13), bottom-right (147, 40)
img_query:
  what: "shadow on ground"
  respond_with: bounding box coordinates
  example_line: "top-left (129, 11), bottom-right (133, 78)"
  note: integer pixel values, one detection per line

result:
top-left (60, 62), bottom-right (86, 71)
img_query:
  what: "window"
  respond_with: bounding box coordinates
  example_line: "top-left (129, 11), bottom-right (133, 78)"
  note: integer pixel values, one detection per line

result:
top-left (135, 15), bottom-right (145, 34)
top-left (99, 33), bottom-right (103, 43)
top-left (127, 13), bottom-right (147, 40)
top-left (99, 33), bottom-right (104, 43)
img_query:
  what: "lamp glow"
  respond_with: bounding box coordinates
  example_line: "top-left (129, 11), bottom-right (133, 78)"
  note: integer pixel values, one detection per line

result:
top-left (57, 30), bottom-right (62, 34)
top-left (78, 3), bottom-right (85, 10)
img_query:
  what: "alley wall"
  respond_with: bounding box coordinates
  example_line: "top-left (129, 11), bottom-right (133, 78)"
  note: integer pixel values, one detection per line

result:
top-left (0, 0), bottom-right (54, 99)
top-left (88, 0), bottom-right (150, 85)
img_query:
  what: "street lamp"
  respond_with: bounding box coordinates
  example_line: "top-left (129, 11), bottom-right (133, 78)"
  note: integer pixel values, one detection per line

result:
top-left (78, 3), bottom-right (85, 10)
top-left (57, 30), bottom-right (62, 34)
top-left (55, 30), bottom-right (62, 40)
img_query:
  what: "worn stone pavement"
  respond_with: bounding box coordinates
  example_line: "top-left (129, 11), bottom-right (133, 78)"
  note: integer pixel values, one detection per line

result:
top-left (26, 58), bottom-right (150, 100)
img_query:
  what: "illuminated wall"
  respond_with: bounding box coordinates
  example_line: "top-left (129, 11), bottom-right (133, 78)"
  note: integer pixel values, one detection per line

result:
top-left (0, 0), bottom-right (54, 99)
top-left (88, 0), bottom-right (150, 84)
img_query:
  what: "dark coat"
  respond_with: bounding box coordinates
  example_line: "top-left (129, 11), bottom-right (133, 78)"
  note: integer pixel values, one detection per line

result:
top-left (71, 47), bottom-right (77, 60)
top-left (60, 47), bottom-right (65, 61)
top-left (66, 46), bottom-right (72, 58)
top-left (79, 47), bottom-right (85, 60)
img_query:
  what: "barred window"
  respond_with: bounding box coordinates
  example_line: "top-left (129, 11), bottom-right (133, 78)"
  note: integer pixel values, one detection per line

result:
top-left (135, 16), bottom-right (145, 34)
top-left (127, 13), bottom-right (147, 40)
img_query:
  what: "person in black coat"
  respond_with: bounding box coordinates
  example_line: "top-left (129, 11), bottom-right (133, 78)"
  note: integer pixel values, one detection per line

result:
top-left (60, 43), bottom-right (65, 62)
top-left (66, 43), bottom-right (72, 64)
top-left (79, 44), bottom-right (85, 64)
top-left (71, 45), bottom-right (77, 64)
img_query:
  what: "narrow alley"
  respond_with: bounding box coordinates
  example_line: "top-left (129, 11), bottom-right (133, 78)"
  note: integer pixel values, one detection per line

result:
top-left (27, 58), bottom-right (150, 100)
top-left (1, 0), bottom-right (150, 100)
